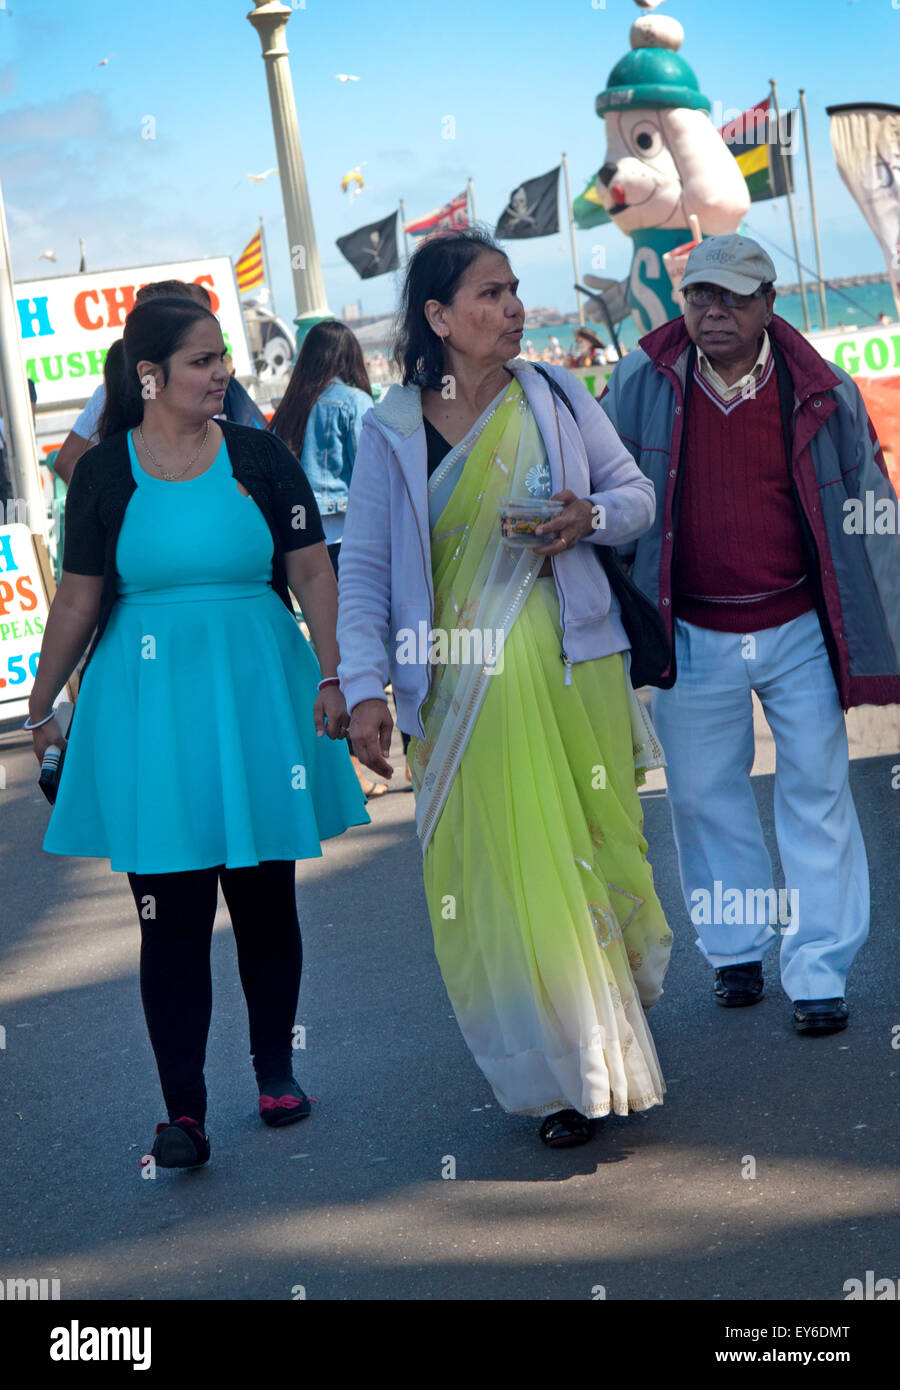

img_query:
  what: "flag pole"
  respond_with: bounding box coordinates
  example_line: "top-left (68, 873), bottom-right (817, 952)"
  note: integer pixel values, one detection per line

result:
top-left (0, 174), bottom-right (45, 537)
top-left (798, 88), bottom-right (828, 329)
top-left (259, 216), bottom-right (277, 318)
top-left (467, 177), bottom-right (477, 226)
top-left (599, 298), bottom-right (622, 360)
top-left (398, 200), bottom-right (410, 264)
top-left (561, 154), bottom-right (585, 327)
top-left (769, 79), bottom-right (810, 331)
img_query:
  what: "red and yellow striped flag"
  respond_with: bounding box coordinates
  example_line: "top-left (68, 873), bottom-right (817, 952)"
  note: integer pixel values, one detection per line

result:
top-left (235, 230), bottom-right (264, 292)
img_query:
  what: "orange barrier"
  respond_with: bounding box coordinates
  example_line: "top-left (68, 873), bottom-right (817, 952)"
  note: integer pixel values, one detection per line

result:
top-left (854, 374), bottom-right (900, 497)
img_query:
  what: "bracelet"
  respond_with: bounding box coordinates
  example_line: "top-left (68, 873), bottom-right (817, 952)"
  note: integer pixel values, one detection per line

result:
top-left (317, 677), bottom-right (341, 690)
top-left (23, 709), bottom-right (57, 731)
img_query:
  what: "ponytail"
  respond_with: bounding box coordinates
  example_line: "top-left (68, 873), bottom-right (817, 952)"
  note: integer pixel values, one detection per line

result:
top-left (97, 339), bottom-right (142, 440)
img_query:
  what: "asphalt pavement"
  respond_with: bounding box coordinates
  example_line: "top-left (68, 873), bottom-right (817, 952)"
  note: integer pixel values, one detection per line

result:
top-left (1, 698), bottom-right (898, 1301)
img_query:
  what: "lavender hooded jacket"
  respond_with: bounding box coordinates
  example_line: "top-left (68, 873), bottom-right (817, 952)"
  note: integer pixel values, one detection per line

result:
top-left (336, 359), bottom-right (657, 738)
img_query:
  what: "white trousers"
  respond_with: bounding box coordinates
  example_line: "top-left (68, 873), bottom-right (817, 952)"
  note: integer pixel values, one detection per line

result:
top-left (651, 610), bottom-right (869, 1001)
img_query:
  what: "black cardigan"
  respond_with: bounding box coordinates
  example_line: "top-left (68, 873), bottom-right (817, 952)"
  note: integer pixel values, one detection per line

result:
top-left (63, 421), bottom-right (324, 673)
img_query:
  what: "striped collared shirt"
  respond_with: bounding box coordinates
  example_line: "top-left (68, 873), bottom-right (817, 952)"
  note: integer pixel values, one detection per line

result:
top-left (696, 331), bottom-right (771, 402)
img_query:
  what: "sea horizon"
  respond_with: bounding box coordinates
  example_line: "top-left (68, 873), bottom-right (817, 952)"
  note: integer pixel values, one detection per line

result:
top-left (361, 278), bottom-right (898, 368)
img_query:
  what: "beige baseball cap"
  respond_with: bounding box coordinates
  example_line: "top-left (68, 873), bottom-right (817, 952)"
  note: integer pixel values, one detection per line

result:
top-left (680, 235), bottom-right (777, 295)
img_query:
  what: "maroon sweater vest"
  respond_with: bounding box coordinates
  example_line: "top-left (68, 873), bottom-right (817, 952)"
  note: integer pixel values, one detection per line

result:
top-left (672, 357), bottom-right (814, 632)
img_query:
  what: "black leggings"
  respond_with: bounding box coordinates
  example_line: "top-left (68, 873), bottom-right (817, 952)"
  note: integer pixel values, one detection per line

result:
top-left (127, 860), bottom-right (301, 1125)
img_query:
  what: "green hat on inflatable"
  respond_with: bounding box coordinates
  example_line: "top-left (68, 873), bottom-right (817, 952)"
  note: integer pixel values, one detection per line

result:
top-left (595, 14), bottom-right (710, 116)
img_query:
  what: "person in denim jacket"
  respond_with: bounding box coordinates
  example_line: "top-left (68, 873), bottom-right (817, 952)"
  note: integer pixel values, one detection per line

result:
top-left (269, 321), bottom-right (382, 793)
top-left (269, 321), bottom-right (373, 571)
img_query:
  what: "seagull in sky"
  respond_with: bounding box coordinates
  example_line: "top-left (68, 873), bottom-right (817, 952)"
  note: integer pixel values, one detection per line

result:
top-left (246, 169), bottom-right (278, 183)
top-left (94, 54), bottom-right (115, 67)
top-left (38, 250), bottom-right (56, 262)
top-left (333, 74), bottom-right (360, 82)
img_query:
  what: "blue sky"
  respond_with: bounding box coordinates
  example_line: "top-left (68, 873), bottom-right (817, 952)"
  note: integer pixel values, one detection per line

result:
top-left (0, 0), bottom-right (897, 325)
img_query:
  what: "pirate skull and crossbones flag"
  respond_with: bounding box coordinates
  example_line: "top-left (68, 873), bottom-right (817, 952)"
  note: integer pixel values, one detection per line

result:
top-left (495, 167), bottom-right (560, 240)
top-left (336, 211), bottom-right (400, 278)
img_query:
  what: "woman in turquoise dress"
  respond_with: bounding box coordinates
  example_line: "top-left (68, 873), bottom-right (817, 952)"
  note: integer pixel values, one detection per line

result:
top-left (28, 296), bottom-right (368, 1169)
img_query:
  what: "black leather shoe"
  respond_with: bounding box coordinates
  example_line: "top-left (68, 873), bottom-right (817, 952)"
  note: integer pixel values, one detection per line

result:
top-left (793, 998), bottom-right (849, 1035)
top-left (539, 1109), bottom-right (592, 1148)
top-left (713, 961), bottom-right (764, 1007)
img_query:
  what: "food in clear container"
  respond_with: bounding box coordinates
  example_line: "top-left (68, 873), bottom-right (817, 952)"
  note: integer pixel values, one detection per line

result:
top-left (497, 496), bottom-right (564, 547)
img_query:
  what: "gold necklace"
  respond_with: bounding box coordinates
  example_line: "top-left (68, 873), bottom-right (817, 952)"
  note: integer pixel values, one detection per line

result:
top-left (138, 421), bottom-right (210, 481)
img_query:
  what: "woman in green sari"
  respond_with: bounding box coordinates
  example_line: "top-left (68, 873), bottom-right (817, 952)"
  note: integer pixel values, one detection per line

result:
top-left (338, 230), bottom-right (672, 1147)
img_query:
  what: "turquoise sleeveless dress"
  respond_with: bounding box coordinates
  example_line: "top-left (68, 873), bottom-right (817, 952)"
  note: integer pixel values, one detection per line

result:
top-left (44, 432), bottom-right (369, 873)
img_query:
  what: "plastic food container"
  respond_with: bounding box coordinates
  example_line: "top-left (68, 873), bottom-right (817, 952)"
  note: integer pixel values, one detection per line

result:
top-left (497, 496), bottom-right (564, 547)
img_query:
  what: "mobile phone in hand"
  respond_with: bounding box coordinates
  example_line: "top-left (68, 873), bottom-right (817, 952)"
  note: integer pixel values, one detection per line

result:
top-left (39, 744), bottom-right (66, 805)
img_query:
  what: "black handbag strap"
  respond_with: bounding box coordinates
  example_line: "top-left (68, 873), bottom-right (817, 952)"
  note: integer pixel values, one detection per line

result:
top-left (532, 364), bottom-right (673, 686)
top-left (533, 362), bottom-right (577, 421)
top-left (533, 363), bottom-right (620, 557)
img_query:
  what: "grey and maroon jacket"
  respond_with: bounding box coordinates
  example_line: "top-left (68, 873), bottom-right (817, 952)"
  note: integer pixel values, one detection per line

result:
top-left (600, 313), bottom-right (900, 709)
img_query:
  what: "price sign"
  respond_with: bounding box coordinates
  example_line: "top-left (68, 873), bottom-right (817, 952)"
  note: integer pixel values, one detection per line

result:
top-left (0, 524), bottom-right (51, 708)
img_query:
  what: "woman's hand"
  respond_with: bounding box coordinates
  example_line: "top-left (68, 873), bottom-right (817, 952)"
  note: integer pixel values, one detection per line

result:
top-left (533, 488), bottom-right (598, 555)
top-left (349, 698), bottom-right (394, 779)
top-left (314, 685), bottom-right (351, 740)
top-left (31, 717), bottom-right (66, 767)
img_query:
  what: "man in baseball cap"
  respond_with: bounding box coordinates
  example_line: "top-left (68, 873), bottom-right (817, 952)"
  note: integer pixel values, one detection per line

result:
top-left (678, 234), bottom-right (778, 387)
top-left (680, 234), bottom-right (778, 294)
top-left (600, 232), bottom-right (900, 1036)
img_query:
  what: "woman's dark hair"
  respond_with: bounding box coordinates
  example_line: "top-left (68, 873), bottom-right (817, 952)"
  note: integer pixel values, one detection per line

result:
top-left (392, 227), bottom-right (509, 388)
top-left (99, 296), bottom-right (219, 438)
top-left (97, 339), bottom-right (128, 441)
top-left (268, 319), bottom-right (371, 456)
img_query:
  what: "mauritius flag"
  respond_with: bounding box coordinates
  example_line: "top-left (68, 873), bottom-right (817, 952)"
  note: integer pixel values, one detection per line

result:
top-left (721, 98), bottom-right (796, 203)
top-left (573, 176), bottom-right (611, 231)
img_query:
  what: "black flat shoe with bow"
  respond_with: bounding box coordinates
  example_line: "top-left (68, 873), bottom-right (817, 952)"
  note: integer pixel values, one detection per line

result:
top-left (146, 1116), bottom-right (210, 1169)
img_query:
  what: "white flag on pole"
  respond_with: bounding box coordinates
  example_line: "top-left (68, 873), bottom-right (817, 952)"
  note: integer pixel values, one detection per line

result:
top-left (828, 102), bottom-right (900, 318)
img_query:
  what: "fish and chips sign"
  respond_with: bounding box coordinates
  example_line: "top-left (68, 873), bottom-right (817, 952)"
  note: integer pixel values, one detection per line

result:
top-left (14, 257), bottom-right (254, 409)
top-left (0, 524), bottom-right (52, 714)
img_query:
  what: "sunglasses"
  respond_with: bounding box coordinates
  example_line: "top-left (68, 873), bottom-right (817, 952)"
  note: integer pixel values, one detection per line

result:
top-left (682, 284), bottom-right (768, 310)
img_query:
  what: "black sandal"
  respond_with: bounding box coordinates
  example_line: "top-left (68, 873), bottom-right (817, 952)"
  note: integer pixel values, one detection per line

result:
top-left (539, 1109), bottom-right (591, 1148)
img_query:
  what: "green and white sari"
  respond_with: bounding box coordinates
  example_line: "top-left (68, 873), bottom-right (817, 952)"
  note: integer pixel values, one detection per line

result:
top-left (408, 377), bottom-right (672, 1119)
